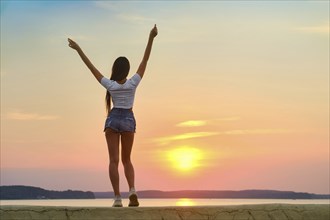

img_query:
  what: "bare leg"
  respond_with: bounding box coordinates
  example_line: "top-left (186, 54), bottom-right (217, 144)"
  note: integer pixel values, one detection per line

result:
top-left (120, 131), bottom-right (135, 190)
top-left (105, 128), bottom-right (120, 196)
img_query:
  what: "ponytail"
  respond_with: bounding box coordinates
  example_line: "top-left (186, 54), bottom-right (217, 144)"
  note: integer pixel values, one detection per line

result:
top-left (105, 91), bottom-right (111, 114)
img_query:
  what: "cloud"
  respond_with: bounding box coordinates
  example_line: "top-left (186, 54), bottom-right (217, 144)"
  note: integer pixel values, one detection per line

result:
top-left (94, 1), bottom-right (120, 11)
top-left (219, 129), bottom-right (293, 135)
top-left (94, 1), bottom-right (154, 25)
top-left (116, 13), bottom-right (155, 24)
top-left (176, 117), bottom-right (240, 127)
top-left (295, 24), bottom-right (329, 34)
top-left (153, 132), bottom-right (219, 144)
top-left (7, 111), bottom-right (59, 121)
top-left (176, 120), bottom-right (207, 128)
top-left (153, 128), bottom-right (293, 145)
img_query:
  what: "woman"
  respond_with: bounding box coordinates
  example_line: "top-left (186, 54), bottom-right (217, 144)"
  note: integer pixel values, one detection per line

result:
top-left (68, 25), bottom-right (158, 207)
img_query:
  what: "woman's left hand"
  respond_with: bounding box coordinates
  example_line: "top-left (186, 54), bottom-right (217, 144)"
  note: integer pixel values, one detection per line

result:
top-left (150, 24), bottom-right (158, 38)
top-left (68, 38), bottom-right (80, 50)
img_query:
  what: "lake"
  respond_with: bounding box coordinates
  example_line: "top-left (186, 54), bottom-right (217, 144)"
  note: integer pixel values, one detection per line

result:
top-left (1, 198), bottom-right (329, 207)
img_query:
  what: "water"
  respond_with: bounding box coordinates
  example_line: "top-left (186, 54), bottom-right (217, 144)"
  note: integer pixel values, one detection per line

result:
top-left (1, 198), bottom-right (329, 207)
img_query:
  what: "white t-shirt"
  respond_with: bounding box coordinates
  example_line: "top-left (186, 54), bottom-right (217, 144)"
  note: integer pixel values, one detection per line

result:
top-left (100, 73), bottom-right (142, 109)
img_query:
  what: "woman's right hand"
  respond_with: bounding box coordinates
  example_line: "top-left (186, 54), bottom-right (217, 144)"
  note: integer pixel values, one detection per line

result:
top-left (150, 24), bottom-right (158, 38)
top-left (68, 38), bottom-right (80, 50)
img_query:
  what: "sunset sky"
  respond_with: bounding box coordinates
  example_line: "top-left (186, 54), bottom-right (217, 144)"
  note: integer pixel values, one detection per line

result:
top-left (1, 1), bottom-right (329, 194)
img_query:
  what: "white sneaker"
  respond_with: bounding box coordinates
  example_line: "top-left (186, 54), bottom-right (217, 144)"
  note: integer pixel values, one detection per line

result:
top-left (128, 190), bottom-right (139, 207)
top-left (112, 197), bottom-right (123, 207)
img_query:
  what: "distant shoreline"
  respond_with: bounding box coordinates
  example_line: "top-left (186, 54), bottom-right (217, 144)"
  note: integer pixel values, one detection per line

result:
top-left (1, 185), bottom-right (329, 200)
top-left (94, 189), bottom-right (330, 199)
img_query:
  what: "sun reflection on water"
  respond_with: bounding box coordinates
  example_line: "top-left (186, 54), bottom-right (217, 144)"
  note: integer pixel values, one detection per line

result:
top-left (175, 198), bottom-right (196, 206)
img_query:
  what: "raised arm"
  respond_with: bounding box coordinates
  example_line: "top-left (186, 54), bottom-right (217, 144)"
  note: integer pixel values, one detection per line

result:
top-left (137, 25), bottom-right (158, 78)
top-left (68, 38), bottom-right (104, 82)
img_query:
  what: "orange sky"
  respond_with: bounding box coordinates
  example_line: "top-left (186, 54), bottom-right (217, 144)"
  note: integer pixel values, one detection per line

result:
top-left (1, 1), bottom-right (329, 194)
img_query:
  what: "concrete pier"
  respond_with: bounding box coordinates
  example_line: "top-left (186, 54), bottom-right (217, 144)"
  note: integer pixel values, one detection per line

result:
top-left (1, 204), bottom-right (329, 220)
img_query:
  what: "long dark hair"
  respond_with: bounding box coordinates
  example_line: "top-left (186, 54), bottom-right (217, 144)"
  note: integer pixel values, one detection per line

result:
top-left (105, 57), bottom-right (130, 114)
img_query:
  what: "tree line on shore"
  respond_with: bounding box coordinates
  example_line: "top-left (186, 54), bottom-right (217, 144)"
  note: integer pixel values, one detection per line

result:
top-left (1, 185), bottom-right (329, 200)
top-left (0, 185), bottom-right (95, 200)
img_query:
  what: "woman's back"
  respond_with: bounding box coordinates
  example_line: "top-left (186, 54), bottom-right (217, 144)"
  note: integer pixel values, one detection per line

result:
top-left (101, 73), bottom-right (141, 109)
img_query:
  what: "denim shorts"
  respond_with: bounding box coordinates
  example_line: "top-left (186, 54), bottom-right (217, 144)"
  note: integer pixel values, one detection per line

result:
top-left (104, 108), bottom-right (136, 133)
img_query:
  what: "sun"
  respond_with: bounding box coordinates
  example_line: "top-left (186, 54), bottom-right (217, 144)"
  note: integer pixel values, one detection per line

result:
top-left (167, 147), bottom-right (203, 172)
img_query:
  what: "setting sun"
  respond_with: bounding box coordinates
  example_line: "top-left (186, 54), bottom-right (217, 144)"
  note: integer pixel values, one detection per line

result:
top-left (167, 147), bottom-right (203, 172)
